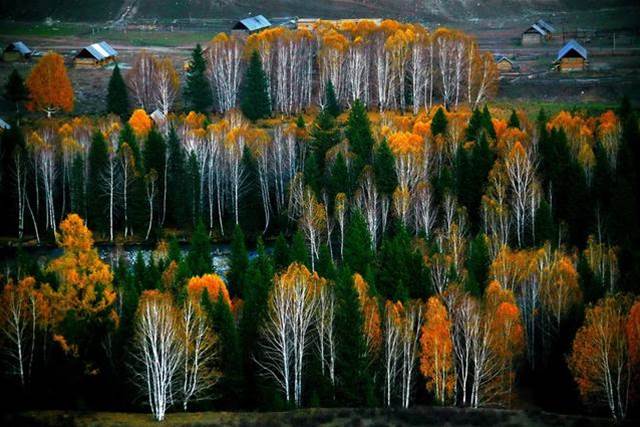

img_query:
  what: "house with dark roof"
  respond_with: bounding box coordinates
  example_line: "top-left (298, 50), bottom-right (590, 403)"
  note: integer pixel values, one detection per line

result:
top-left (555, 39), bottom-right (588, 72)
top-left (3, 41), bottom-right (33, 62)
top-left (522, 20), bottom-right (555, 45)
top-left (73, 41), bottom-right (118, 68)
top-left (493, 54), bottom-right (514, 72)
top-left (232, 15), bottom-right (271, 34)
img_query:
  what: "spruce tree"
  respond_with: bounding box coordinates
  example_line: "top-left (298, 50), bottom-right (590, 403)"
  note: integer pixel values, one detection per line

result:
top-left (334, 268), bottom-right (374, 406)
top-left (290, 230), bottom-right (309, 267)
top-left (106, 64), bottom-right (129, 119)
top-left (311, 108), bottom-right (340, 174)
top-left (328, 152), bottom-right (350, 202)
top-left (228, 224), bottom-right (249, 298)
top-left (481, 105), bottom-right (496, 139)
top-left (465, 108), bottom-right (483, 141)
top-left (186, 220), bottom-right (212, 276)
top-left (431, 107), bottom-right (448, 136)
top-left (143, 129), bottom-right (166, 227)
top-left (508, 109), bottom-right (520, 129)
top-left (70, 154), bottom-right (86, 217)
top-left (0, 124), bottom-right (25, 235)
top-left (87, 131), bottom-right (109, 233)
top-left (184, 44), bottom-right (213, 112)
top-left (239, 146), bottom-right (263, 234)
top-left (324, 79), bottom-right (341, 118)
top-left (273, 233), bottom-right (290, 270)
top-left (239, 239), bottom-right (273, 406)
top-left (3, 69), bottom-right (29, 116)
top-left (207, 292), bottom-right (243, 408)
top-left (373, 140), bottom-right (397, 196)
top-left (240, 50), bottom-right (271, 121)
top-left (343, 209), bottom-right (375, 275)
top-left (465, 233), bottom-right (490, 295)
top-left (346, 99), bottom-right (375, 164)
top-left (166, 127), bottom-right (187, 229)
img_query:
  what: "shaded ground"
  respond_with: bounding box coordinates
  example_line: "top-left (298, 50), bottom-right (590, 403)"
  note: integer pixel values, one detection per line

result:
top-left (1, 406), bottom-right (623, 427)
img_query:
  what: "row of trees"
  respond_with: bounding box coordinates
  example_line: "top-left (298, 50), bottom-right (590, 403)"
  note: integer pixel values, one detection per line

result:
top-left (3, 20), bottom-right (498, 122)
top-left (1, 212), bottom-right (638, 420)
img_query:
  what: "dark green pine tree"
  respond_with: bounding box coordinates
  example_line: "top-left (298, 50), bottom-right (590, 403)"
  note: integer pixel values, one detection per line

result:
top-left (3, 69), bottom-right (29, 116)
top-left (290, 230), bottom-right (309, 267)
top-left (346, 99), bottom-right (375, 165)
top-left (457, 132), bottom-right (494, 231)
top-left (186, 220), bottom-right (212, 276)
top-left (143, 129), bottom-right (166, 228)
top-left (186, 152), bottom-right (200, 225)
top-left (0, 124), bottom-right (25, 235)
top-left (343, 209), bottom-right (375, 275)
top-left (273, 233), bottom-right (290, 271)
top-left (119, 123), bottom-right (146, 233)
top-left (328, 152), bottom-right (350, 203)
top-left (239, 145), bottom-right (263, 234)
top-left (334, 268), bottom-right (375, 406)
top-left (376, 224), bottom-right (429, 300)
top-left (205, 292), bottom-right (243, 409)
top-left (534, 199), bottom-right (556, 246)
top-left (106, 64), bottom-right (129, 119)
top-left (373, 140), bottom-right (398, 196)
top-left (431, 107), bottom-right (448, 136)
top-left (303, 151), bottom-right (322, 197)
top-left (508, 109), bottom-right (520, 129)
top-left (184, 44), bottom-right (213, 112)
top-left (239, 238), bottom-right (273, 407)
top-left (87, 131), bottom-right (109, 233)
top-left (316, 244), bottom-right (337, 281)
top-left (70, 153), bottom-right (86, 218)
top-left (165, 127), bottom-right (188, 229)
top-left (228, 224), bottom-right (249, 298)
top-left (311, 108), bottom-right (340, 171)
top-left (465, 233), bottom-right (490, 296)
top-left (240, 50), bottom-right (271, 121)
top-left (481, 105), bottom-right (496, 139)
top-left (324, 79), bottom-right (341, 118)
top-left (465, 108), bottom-right (483, 141)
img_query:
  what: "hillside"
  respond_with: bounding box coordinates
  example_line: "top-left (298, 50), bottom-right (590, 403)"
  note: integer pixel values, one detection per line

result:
top-left (0, 0), bottom-right (634, 22)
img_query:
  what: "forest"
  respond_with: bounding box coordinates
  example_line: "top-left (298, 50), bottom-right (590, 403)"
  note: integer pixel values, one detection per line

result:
top-left (0, 19), bottom-right (639, 423)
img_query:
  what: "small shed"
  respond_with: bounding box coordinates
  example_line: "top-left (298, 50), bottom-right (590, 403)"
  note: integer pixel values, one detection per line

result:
top-left (0, 117), bottom-right (11, 130)
top-left (74, 41), bottom-right (118, 68)
top-left (232, 15), bottom-right (271, 34)
top-left (522, 23), bottom-right (547, 45)
top-left (3, 41), bottom-right (33, 62)
top-left (555, 39), bottom-right (588, 72)
top-left (494, 55), bottom-right (514, 72)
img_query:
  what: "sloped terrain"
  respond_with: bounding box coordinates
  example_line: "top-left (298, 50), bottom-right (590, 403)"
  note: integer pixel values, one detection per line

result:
top-left (0, 0), bottom-right (635, 22)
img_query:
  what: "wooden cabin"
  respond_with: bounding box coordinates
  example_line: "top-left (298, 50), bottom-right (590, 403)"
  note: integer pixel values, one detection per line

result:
top-left (3, 41), bottom-right (32, 62)
top-left (494, 55), bottom-right (514, 72)
top-left (73, 41), bottom-right (118, 68)
top-left (555, 40), bottom-right (588, 72)
top-left (150, 109), bottom-right (167, 128)
top-left (522, 23), bottom-right (547, 45)
top-left (536, 19), bottom-right (555, 39)
top-left (232, 15), bottom-right (271, 34)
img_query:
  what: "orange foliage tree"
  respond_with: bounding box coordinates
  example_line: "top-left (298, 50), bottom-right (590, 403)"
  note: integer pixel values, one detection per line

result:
top-left (420, 296), bottom-right (455, 404)
top-left (26, 52), bottom-right (74, 117)
top-left (568, 295), bottom-right (636, 421)
top-left (129, 108), bottom-right (153, 138)
top-left (187, 274), bottom-right (231, 307)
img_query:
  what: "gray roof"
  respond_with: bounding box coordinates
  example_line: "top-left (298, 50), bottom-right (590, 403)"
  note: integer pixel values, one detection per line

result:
top-left (234, 15), bottom-right (271, 32)
top-left (5, 41), bottom-right (32, 55)
top-left (493, 54), bottom-right (512, 64)
top-left (557, 39), bottom-right (588, 61)
top-left (526, 23), bottom-right (547, 36)
top-left (78, 41), bottom-right (118, 61)
top-left (0, 118), bottom-right (11, 130)
top-left (536, 19), bottom-right (555, 33)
